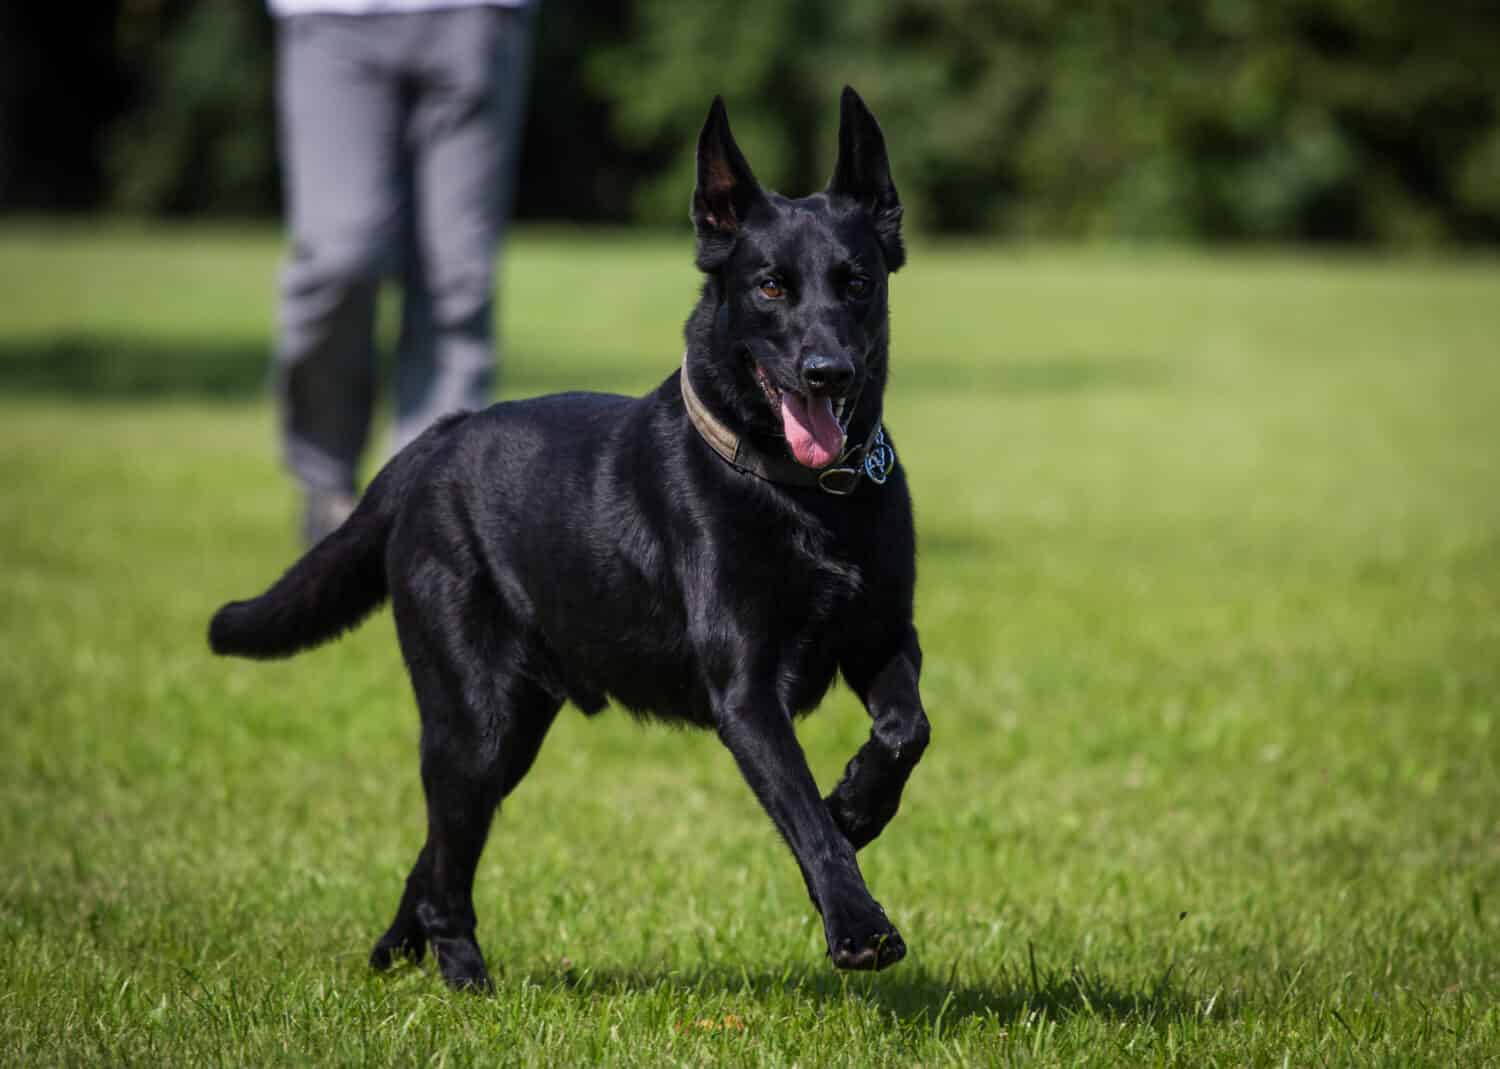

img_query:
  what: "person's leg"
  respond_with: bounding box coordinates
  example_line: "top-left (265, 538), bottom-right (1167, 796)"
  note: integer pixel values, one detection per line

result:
top-left (393, 194), bottom-right (432, 453)
top-left (275, 14), bottom-right (406, 535)
top-left (391, 5), bottom-right (535, 455)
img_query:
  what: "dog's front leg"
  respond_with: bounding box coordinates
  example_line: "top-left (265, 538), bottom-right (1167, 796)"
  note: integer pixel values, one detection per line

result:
top-left (714, 682), bottom-right (906, 970)
top-left (827, 631), bottom-right (931, 851)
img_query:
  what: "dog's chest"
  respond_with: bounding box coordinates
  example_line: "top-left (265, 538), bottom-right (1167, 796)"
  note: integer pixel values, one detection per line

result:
top-left (711, 516), bottom-right (869, 664)
top-left (553, 518), bottom-right (868, 725)
top-left (754, 528), bottom-right (863, 626)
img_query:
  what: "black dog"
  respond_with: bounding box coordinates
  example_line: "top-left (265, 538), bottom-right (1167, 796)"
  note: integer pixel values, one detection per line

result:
top-left (210, 88), bottom-right (930, 992)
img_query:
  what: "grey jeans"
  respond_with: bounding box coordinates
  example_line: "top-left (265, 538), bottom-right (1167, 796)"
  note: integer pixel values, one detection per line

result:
top-left (274, 5), bottom-right (533, 494)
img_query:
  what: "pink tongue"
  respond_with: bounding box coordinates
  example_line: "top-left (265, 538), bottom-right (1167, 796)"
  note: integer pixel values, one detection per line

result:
top-left (780, 392), bottom-right (844, 469)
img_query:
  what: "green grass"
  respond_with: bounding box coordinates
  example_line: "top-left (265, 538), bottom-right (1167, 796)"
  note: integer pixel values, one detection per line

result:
top-left (2, 223), bottom-right (1497, 1066)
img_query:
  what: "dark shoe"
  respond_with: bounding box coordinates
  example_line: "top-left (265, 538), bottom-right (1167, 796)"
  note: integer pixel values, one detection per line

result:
top-left (302, 489), bottom-right (356, 547)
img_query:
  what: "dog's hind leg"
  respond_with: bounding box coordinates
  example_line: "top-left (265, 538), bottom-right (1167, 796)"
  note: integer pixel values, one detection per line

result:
top-left (827, 630), bottom-right (930, 850)
top-left (370, 572), bottom-right (560, 992)
top-left (371, 668), bottom-right (560, 990)
top-left (369, 841), bottom-right (432, 972)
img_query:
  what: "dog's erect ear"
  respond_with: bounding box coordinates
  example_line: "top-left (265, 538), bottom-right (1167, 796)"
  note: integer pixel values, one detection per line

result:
top-left (827, 86), bottom-right (905, 272)
top-left (691, 96), bottom-right (765, 267)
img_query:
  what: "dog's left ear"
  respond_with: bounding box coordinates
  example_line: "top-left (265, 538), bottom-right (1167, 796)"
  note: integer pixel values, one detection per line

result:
top-left (827, 86), bottom-right (905, 273)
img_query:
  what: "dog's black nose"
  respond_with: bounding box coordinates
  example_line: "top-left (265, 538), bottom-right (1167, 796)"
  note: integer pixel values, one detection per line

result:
top-left (800, 354), bottom-right (855, 396)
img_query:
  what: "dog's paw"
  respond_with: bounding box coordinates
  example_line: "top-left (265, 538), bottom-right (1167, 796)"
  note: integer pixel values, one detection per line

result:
top-left (431, 936), bottom-right (495, 993)
top-left (370, 926), bottom-right (427, 971)
top-left (824, 900), bottom-right (907, 971)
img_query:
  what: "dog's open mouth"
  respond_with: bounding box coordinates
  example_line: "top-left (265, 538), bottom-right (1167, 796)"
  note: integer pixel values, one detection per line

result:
top-left (751, 362), bottom-right (849, 470)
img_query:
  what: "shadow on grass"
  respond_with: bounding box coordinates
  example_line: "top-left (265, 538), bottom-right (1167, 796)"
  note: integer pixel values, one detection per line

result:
top-left (0, 333), bottom-right (649, 401)
top-left (505, 958), bottom-right (1206, 1029)
top-left (0, 334), bottom-right (274, 400)
top-left (919, 530), bottom-right (997, 565)
top-left (901, 355), bottom-right (1172, 395)
top-left (0, 332), bottom-right (1170, 403)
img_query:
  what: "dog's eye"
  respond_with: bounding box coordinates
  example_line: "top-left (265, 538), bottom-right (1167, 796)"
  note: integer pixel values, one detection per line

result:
top-left (758, 278), bottom-right (785, 300)
top-left (846, 276), bottom-right (870, 299)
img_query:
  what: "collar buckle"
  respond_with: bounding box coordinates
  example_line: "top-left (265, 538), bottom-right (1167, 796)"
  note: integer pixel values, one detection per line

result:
top-left (816, 427), bottom-right (895, 495)
top-left (816, 465), bottom-right (864, 495)
top-left (862, 428), bottom-right (895, 486)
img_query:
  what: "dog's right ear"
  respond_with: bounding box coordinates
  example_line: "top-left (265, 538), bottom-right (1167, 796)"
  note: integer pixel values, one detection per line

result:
top-left (691, 96), bottom-right (765, 269)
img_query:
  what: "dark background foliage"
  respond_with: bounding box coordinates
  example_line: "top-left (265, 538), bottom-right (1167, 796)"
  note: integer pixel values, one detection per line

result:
top-left (2, 0), bottom-right (1497, 243)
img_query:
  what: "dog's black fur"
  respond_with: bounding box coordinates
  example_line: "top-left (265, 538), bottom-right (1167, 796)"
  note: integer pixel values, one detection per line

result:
top-left (210, 88), bottom-right (930, 991)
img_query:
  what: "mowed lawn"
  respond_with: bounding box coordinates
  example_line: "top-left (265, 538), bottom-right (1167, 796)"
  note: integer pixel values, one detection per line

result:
top-left (1, 224), bottom-right (1497, 1066)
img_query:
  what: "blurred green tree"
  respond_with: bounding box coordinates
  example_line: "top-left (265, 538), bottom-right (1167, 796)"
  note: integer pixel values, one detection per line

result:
top-left (107, 1), bottom-right (278, 216)
top-left (594, 0), bottom-right (1500, 243)
top-left (3, 0), bottom-right (1497, 243)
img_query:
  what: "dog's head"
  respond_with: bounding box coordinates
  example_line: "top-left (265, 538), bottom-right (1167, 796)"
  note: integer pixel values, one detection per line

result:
top-left (689, 88), bottom-right (904, 471)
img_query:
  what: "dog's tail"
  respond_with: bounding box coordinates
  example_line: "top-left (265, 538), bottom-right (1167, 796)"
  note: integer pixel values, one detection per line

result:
top-left (208, 413), bottom-right (469, 660)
